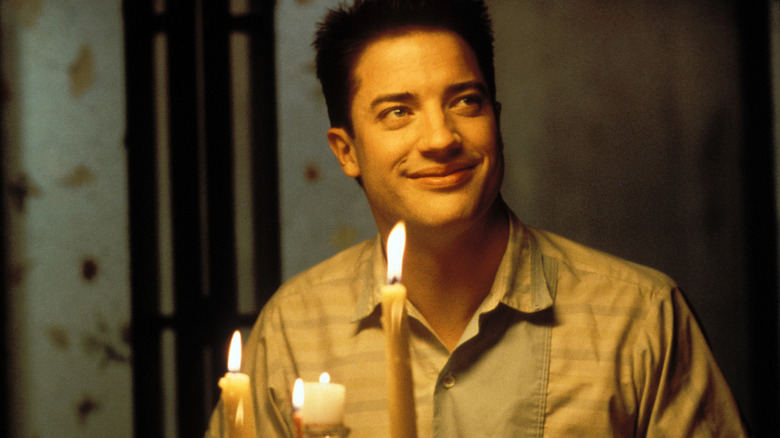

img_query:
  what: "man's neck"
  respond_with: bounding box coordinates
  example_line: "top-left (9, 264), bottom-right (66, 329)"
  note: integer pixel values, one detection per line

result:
top-left (401, 201), bottom-right (510, 351)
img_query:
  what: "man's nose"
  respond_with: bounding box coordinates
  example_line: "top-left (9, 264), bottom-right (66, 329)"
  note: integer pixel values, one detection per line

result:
top-left (420, 110), bottom-right (462, 157)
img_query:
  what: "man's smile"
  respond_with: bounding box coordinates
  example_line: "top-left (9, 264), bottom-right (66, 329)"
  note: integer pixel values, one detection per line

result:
top-left (405, 161), bottom-right (479, 188)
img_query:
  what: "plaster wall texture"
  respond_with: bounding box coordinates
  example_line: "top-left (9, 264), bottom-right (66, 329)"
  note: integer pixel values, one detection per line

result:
top-left (1, 1), bottom-right (132, 436)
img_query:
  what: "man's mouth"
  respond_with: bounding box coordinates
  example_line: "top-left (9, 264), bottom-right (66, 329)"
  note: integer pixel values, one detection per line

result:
top-left (406, 162), bottom-right (479, 187)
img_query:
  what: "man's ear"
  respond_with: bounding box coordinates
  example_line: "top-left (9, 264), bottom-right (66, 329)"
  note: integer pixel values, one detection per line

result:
top-left (327, 127), bottom-right (361, 178)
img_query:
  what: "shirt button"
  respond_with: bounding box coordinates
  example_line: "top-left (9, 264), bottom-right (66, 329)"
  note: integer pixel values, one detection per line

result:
top-left (441, 373), bottom-right (456, 389)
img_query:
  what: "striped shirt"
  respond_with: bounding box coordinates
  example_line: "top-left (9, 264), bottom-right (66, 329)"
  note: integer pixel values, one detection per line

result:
top-left (207, 210), bottom-right (746, 437)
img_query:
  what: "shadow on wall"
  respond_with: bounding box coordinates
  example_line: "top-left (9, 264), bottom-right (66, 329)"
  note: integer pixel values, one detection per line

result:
top-left (489, 0), bottom-right (776, 434)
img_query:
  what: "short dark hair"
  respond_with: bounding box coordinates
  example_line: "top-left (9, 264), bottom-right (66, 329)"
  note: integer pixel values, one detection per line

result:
top-left (313, 0), bottom-right (496, 133)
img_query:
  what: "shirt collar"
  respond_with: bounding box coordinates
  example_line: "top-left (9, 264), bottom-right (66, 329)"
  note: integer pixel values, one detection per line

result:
top-left (349, 208), bottom-right (555, 323)
top-left (350, 236), bottom-right (385, 322)
top-left (495, 210), bottom-right (555, 313)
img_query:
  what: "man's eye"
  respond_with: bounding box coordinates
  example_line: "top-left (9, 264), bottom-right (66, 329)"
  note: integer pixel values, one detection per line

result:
top-left (452, 95), bottom-right (484, 115)
top-left (377, 106), bottom-right (413, 129)
top-left (457, 95), bottom-right (482, 107)
top-left (385, 107), bottom-right (408, 118)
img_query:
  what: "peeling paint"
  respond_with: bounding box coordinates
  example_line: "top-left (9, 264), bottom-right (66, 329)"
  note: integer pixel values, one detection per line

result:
top-left (81, 317), bottom-right (131, 369)
top-left (10, 0), bottom-right (44, 27)
top-left (62, 164), bottom-right (96, 188)
top-left (76, 396), bottom-right (100, 425)
top-left (7, 173), bottom-right (42, 212)
top-left (70, 45), bottom-right (94, 97)
top-left (8, 261), bottom-right (27, 287)
top-left (81, 258), bottom-right (98, 282)
top-left (46, 326), bottom-right (70, 350)
top-left (304, 163), bottom-right (321, 182)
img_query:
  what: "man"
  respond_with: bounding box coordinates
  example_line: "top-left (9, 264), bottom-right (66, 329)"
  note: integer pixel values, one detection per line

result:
top-left (208, 0), bottom-right (746, 436)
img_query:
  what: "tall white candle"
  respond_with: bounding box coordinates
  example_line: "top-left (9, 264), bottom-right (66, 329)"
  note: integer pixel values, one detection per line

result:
top-left (382, 221), bottom-right (418, 438)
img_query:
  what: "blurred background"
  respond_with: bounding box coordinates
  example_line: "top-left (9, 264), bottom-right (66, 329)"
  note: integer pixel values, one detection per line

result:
top-left (1, 0), bottom-right (777, 436)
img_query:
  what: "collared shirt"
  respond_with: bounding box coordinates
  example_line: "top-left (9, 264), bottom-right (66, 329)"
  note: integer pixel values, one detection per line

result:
top-left (207, 211), bottom-right (746, 437)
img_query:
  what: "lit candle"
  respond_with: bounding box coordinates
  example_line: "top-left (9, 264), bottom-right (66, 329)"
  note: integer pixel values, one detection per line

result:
top-left (382, 221), bottom-right (418, 438)
top-left (300, 373), bottom-right (346, 426)
top-left (292, 378), bottom-right (304, 438)
top-left (218, 331), bottom-right (256, 438)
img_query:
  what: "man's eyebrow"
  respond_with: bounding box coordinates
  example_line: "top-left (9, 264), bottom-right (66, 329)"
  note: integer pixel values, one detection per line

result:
top-left (446, 80), bottom-right (488, 97)
top-left (370, 92), bottom-right (416, 110)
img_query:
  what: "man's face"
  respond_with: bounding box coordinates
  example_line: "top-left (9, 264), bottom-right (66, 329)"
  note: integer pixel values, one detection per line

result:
top-left (328, 28), bottom-right (503, 233)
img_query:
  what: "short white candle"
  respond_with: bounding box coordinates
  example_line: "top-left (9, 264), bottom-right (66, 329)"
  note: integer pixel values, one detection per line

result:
top-left (300, 372), bottom-right (346, 426)
top-left (218, 331), bottom-right (256, 438)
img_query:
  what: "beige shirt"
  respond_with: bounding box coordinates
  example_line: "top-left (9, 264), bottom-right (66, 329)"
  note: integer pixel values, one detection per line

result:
top-left (207, 211), bottom-right (746, 437)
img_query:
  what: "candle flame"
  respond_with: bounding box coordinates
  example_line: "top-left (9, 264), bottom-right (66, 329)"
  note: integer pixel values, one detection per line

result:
top-left (386, 221), bottom-right (406, 284)
top-left (292, 378), bottom-right (304, 410)
top-left (228, 331), bottom-right (242, 372)
top-left (319, 372), bottom-right (330, 384)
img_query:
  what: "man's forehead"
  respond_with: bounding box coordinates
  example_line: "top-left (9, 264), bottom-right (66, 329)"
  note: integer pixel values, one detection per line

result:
top-left (348, 28), bottom-right (483, 95)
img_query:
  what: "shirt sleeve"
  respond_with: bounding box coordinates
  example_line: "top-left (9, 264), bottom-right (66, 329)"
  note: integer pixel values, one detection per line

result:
top-left (634, 287), bottom-right (747, 436)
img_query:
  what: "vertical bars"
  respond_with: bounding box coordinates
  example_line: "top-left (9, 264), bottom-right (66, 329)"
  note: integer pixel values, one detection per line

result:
top-left (165, 2), bottom-right (209, 436)
top-left (247, 0), bottom-right (281, 315)
top-left (124, 0), bottom-right (280, 436)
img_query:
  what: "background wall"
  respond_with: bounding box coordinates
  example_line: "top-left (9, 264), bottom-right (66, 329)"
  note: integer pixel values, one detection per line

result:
top-left (1, 1), bottom-right (132, 437)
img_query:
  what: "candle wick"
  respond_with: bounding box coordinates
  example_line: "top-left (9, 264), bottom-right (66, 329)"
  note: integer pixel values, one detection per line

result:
top-left (389, 276), bottom-right (401, 285)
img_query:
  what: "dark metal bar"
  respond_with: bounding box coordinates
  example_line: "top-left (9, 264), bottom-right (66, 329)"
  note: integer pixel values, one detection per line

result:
top-left (201, 0), bottom-right (243, 426)
top-left (123, 0), bottom-right (164, 437)
top-left (249, 0), bottom-right (282, 313)
top-left (165, 1), bottom-right (212, 436)
top-left (201, 0), bottom-right (237, 325)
